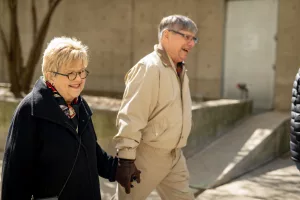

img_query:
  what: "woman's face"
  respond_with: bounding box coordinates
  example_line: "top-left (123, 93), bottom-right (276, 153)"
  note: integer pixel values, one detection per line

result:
top-left (50, 59), bottom-right (86, 104)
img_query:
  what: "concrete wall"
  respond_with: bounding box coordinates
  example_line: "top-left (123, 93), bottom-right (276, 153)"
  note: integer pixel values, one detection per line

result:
top-left (185, 99), bottom-right (252, 158)
top-left (274, 0), bottom-right (300, 111)
top-left (194, 0), bottom-right (224, 99)
top-left (3, 0), bottom-right (299, 111)
top-left (0, 97), bottom-right (252, 157)
top-left (131, 0), bottom-right (225, 99)
top-left (0, 0), bottom-right (225, 99)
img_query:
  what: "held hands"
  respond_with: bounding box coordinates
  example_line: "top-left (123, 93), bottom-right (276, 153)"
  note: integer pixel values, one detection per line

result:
top-left (115, 158), bottom-right (141, 194)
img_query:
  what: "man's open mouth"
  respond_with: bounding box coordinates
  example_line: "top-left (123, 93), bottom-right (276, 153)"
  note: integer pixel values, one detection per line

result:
top-left (182, 48), bottom-right (189, 52)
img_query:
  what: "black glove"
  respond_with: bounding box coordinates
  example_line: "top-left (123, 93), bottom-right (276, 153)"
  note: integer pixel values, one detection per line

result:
top-left (115, 158), bottom-right (141, 194)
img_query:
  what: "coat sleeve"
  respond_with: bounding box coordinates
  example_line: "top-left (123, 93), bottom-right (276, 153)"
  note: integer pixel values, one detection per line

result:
top-left (1, 99), bottom-right (37, 200)
top-left (89, 120), bottom-right (118, 181)
top-left (95, 143), bottom-right (118, 181)
top-left (113, 63), bottom-right (159, 159)
top-left (291, 71), bottom-right (300, 165)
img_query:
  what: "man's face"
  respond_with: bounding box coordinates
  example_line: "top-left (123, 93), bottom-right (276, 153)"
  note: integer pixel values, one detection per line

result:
top-left (164, 29), bottom-right (197, 64)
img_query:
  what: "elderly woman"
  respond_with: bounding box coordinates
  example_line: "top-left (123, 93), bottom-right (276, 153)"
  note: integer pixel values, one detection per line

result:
top-left (1, 37), bottom-right (139, 200)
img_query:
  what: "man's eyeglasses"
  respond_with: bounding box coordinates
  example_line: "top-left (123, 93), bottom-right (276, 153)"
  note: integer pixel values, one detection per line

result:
top-left (168, 29), bottom-right (198, 44)
top-left (50, 69), bottom-right (89, 81)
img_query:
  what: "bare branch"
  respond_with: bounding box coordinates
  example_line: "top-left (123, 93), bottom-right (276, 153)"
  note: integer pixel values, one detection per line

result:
top-left (0, 23), bottom-right (9, 59)
top-left (22, 0), bottom-right (63, 91)
top-left (8, 0), bottom-right (17, 12)
top-left (9, 0), bottom-right (23, 77)
top-left (49, 0), bottom-right (55, 7)
top-left (9, 0), bottom-right (17, 51)
top-left (31, 0), bottom-right (37, 41)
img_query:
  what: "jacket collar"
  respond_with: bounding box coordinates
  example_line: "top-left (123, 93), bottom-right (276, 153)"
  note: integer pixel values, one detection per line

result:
top-left (154, 44), bottom-right (186, 69)
top-left (31, 77), bottom-right (92, 135)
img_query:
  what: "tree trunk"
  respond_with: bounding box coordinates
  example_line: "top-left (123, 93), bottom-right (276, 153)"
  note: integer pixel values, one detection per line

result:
top-left (7, 0), bottom-right (23, 97)
top-left (0, 0), bottom-right (63, 97)
top-left (21, 0), bottom-right (62, 93)
top-left (8, 60), bottom-right (22, 98)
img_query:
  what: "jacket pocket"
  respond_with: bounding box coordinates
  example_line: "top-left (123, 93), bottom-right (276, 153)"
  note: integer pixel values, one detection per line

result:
top-left (141, 117), bottom-right (168, 142)
top-left (153, 117), bottom-right (168, 137)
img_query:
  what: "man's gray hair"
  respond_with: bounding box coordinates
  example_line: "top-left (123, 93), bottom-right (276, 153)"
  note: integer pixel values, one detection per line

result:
top-left (158, 15), bottom-right (198, 41)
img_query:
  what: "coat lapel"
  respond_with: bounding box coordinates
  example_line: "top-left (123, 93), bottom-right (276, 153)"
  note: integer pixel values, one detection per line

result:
top-left (78, 98), bottom-right (92, 135)
top-left (31, 77), bottom-right (92, 138)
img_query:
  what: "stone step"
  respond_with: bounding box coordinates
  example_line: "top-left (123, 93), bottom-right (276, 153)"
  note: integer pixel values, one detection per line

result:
top-left (187, 111), bottom-right (290, 189)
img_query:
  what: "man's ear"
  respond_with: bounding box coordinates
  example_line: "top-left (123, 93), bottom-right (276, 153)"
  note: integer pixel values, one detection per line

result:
top-left (163, 29), bottom-right (169, 40)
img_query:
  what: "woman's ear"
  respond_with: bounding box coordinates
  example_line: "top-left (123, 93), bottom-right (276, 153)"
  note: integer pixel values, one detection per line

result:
top-left (46, 72), bottom-right (54, 84)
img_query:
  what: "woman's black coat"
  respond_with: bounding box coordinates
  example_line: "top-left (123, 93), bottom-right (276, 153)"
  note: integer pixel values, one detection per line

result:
top-left (1, 78), bottom-right (118, 200)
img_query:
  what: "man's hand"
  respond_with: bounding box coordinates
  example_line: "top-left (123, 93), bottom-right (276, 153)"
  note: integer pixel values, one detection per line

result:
top-left (115, 158), bottom-right (141, 194)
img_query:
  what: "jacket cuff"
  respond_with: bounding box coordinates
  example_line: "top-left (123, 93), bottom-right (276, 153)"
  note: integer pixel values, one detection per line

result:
top-left (117, 148), bottom-right (136, 160)
top-left (295, 161), bottom-right (300, 171)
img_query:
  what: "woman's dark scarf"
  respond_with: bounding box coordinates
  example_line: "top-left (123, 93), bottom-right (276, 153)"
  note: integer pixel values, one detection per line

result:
top-left (45, 81), bottom-right (80, 131)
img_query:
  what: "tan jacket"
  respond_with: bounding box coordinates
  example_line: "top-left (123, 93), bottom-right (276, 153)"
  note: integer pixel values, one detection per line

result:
top-left (113, 44), bottom-right (192, 159)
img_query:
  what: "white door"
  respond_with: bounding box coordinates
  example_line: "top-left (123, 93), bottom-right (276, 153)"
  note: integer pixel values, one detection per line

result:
top-left (223, 0), bottom-right (278, 110)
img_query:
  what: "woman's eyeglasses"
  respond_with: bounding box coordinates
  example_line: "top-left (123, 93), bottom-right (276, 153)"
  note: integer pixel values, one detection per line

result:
top-left (50, 69), bottom-right (89, 81)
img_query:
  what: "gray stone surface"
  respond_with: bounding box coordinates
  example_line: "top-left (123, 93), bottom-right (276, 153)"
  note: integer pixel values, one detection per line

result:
top-left (0, 98), bottom-right (252, 158)
top-left (187, 111), bottom-right (289, 189)
top-left (0, 110), bottom-right (294, 200)
top-left (185, 99), bottom-right (252, 158)
top-left (1, 152), bottom-right (299, 200)
top-left (197, 153), bottom-right (300, 200)
top-left (1, 1), bottom-right (300, 111)
top-left (0, 0), bottom-right (225, 100)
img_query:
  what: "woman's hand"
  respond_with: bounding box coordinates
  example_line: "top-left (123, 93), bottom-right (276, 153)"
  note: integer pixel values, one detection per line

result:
top-left (115, 159), bottom-right (141, 194)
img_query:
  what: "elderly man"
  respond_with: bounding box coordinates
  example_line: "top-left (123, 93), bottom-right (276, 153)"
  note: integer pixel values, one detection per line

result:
top-left (113, 15), bottom-right (198, 200)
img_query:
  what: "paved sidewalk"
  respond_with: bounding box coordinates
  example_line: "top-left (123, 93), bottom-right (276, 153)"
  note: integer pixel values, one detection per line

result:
top-left (196, 153), bottom-right (300, 200)
top-left (0, 152), bottom-right (298, 200)
top-left (100, 178), bottom-right (162, 200)
top-left (100, 153), bottom-right (300, 200)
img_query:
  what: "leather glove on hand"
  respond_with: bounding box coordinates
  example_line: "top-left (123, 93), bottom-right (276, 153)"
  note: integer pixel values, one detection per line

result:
top-left (115, 158), bottom-right (141, 194)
